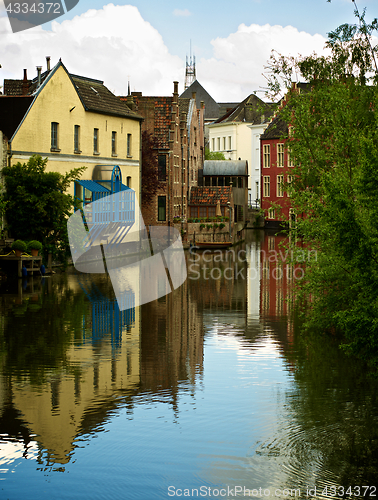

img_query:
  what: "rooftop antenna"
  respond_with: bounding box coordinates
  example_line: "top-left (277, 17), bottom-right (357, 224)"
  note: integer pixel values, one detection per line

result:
top-left (184, 40), bottom-right (196, 90)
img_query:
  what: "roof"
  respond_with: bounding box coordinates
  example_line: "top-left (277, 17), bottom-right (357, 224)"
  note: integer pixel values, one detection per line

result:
top-left (71, 74), bottom-right (142, 120)
top-left (203, 160), bottom-right (248, 177)
top-left (180, 80), bottom-right (220, 120)
top-left (214, 93), bottom-right (273, 125)
top-left (260, 82), bottom-right (312, 140)
top-left (75, 180), bottom-right (110, 193)
top-left (189, 186), bottom-right (232, 206)
top-left (2, 60), bottom-right (142, 125)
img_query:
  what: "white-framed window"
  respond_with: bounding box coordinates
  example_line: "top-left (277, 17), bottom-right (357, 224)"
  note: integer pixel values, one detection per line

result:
top-left (277, 143), bottom-right (284, 167)
top-left (223, 137), bottom-right (226, 150)
top-left (288, 147), bottom-right (295, 167)
top-left (263, 176), bottom-right (270, 197)
top-left (212, 138), bottom-right (215, 151)
top-left (268, 207), bottom-right (276, 219)
top-left (277, 175), bottom-right (284, 197)
top-left (287, 175), bottom-right (293, 197)
top-left (217, 137), bottom-right (221, 151)
top-left (263, 144), bottom-right (270, 168)
top-left (228, 136), bottom-right (232, 150)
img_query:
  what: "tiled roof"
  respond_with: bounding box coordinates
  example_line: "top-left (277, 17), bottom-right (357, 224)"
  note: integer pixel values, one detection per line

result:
top-left (179, 97), bottom-right (190, 116)
top-left (3, 61), bottom-right (142, 121)
top-left (215, 93), bottom-right (273, 125)
top-left (131, 95), bottom-right (174, 149)
top-left (71, 75), bottom-right (142, 120)
top-left (189, 186), bottom-right (232, 206)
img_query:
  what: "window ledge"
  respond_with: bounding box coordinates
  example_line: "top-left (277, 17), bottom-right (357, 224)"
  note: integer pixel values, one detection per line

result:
top-left (93, 151), bottom-right (101, 156)
top-left (112, 153), bottom-right (118, 157)
top-left (127, 154), bottom-right (133, 158)
top-left (50, 148), bottom-right (61, 153)
top-left (74, 150), bottom-right (82, 154)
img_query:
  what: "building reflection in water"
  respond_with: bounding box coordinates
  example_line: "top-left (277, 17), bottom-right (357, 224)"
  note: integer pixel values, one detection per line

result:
top-left (0, 268), bottom-right (205, 467)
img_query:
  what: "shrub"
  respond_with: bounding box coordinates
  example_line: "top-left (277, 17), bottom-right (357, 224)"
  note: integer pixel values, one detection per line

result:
top-left (27, 240), bottom-right (43, 251)
top-left (12, 239), bottom-right (27, 252)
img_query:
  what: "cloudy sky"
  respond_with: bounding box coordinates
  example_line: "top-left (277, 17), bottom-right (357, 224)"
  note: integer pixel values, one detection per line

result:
top-left (0, 0), bottom-right (371, 102)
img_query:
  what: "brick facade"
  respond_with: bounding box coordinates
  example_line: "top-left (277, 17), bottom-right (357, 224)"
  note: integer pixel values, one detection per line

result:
top-left (121, 83), bottom-right (204, 227)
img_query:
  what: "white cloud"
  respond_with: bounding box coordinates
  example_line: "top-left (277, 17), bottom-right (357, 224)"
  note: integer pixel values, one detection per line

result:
top-left (0, 3), bottom-right (183, 96)
top-left (0, 5), bottom-right (331, 102)
top-left (197, 23), bottom-right (329, 101)
top-left (173, 8), bottom-right (191, 17)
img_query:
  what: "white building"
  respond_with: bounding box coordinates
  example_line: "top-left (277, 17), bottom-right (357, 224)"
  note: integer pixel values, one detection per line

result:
top-left (207, 94), bottom-right (273, 205)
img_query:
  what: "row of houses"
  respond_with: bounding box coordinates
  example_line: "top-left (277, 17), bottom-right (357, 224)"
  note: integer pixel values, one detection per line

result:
top-left (0, 56), bottom-right (297, 238)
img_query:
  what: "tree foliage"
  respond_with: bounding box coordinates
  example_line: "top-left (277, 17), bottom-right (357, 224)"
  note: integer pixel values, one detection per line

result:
top-left (265, 4), bottom-right (378, 370)
top-left (2, 155), bottom-right (85, 262)
top-left (205, 148), bottom-right (226, 160)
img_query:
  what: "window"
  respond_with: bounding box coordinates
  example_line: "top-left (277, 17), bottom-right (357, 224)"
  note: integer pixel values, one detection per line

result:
top-left (263, 176), bottom-right (270, 197)
top-left (268, 207), bottom-right (276, 219)
top-left (277, 175), bottom-right (284, 197)
top-left (277, 143), bottom-right (284, 167)
top-left (223, 137), bottom-right (226, 150)
top-left (217, 137), bottom-right (220, 151)
top-left (263, 144), bottom-right (270, 168)
top-left (158, 196), bottom-right (166, 221)
top-left (112, 131), bottom-right (117, 156)
top-left (93, 128), bottom-right (99, 154)
top-left (256, 181), bottom-right (259, 200)
top-left (127, 176), bottom-right (131, 188)
top-left (211, 138), bottom-right (215, 151)
top-left (74, 125), bottom-right (80, 153)
top-left (228, 136), bottom-right (232, 150)
top-left (287, 175), bottom-right (293, 197)
top-left (289, 208), bottom-right (296, 228)
top-left (127, 134), bottom-right (132, 156)
top-left (158, 155), bottom-right (166, 181)
top-left (288, 149), bottom-right (295, 167)
top-left (51, 122), bottom-right (59, 151)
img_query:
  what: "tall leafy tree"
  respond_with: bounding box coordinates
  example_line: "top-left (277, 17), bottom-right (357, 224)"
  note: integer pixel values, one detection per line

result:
top-left (2, 155), bottom-right (85, 262)
top-left (265, 3), bottom-right (378, 369)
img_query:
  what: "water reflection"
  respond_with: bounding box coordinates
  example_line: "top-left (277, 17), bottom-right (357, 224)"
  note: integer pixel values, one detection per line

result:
top-left (0, 231), bottom-right (377, 498)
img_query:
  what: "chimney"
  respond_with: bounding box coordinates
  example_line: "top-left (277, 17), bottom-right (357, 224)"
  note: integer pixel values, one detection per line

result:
top-left (46, 56), bottom-right (51, 72)
top-left (22, 69), bottom-right (28, 95)
top-left (173, 81), bottom-right (179, 104)
top-left (36, 66), bottom-right (42, 87)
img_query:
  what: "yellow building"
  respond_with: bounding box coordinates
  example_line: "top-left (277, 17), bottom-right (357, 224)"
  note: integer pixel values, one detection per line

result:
top-left (1, 59), bottom-right (143, 202)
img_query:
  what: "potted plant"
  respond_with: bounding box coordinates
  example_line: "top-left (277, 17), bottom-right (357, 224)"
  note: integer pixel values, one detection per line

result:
top-left (12, 239), bottom-right (27, 257)
top-left (27, 240), bottom-right (43, 256)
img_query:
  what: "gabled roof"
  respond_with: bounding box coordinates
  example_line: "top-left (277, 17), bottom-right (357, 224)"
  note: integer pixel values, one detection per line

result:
top-left (260, 82), bottom-right (311, 140)
top-left (1, 60), bottom-right (142, 138)
top-left (214, 94), bottom-right (273, 125)
top-left (189, 186), bottom-right (232, 206)
top-left (180, 80), bottom-right (220, 120)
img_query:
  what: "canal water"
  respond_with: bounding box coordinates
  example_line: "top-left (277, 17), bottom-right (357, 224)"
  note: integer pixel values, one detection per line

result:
top-left (0, 231), bottom-right (377, 499)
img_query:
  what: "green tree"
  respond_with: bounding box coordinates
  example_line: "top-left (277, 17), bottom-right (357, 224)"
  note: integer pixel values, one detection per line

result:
top-left (205, 148), bottom-right (226, 160)
top-left (265, 4), bottom-right (378, 370)
top-left (2, 155), bottom-right (85, 263)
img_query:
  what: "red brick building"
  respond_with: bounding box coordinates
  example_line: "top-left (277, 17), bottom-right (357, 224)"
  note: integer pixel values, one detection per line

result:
top-left (260, 83), bottom-right (310, 229)
top-left (121, 83), bottom-right (204, 227)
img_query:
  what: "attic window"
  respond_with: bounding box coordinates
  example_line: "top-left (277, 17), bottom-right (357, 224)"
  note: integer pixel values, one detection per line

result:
top-left (90, 86), bottom-right (99, 94)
